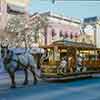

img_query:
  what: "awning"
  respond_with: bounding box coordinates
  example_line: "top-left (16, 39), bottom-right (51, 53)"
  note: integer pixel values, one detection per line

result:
top-left (53, 39), bottom-right (96, 50)
top-left (7, 4), bottom-right (25, 14)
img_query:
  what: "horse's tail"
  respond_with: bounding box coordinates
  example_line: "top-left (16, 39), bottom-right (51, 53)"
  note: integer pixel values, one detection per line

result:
top-left (34, 68), bottom-right (48, 81)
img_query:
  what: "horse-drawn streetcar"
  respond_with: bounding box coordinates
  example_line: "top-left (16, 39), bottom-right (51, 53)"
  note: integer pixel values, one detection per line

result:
top-left (40, 39), bottom-right (100, 81)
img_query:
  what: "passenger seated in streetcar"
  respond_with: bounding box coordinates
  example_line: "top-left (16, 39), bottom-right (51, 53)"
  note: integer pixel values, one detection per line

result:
top-left (76, 55), bottom-right (83, 72)
top-left (57, 57), bottom-right (67, 74)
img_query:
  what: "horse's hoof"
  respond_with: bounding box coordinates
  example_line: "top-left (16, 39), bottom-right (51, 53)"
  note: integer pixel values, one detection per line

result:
top-left (11, 85), bottom-right (16, 88)
top-left (23, 81), bottom-right (28, 85)
top-left (33, 80), bottom-right (37, 85)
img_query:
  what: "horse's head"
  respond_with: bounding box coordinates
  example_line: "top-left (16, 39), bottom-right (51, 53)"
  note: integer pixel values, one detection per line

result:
top-left (1, 44), bottom-right (8, 58)
top-left (1, 44), bottom-right (13, 64)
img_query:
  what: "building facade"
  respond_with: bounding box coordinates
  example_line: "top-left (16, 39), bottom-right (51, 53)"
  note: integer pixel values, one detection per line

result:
top-left (0, 0), bottom-right (30, 30)
top-left (82, 16), bottom-right (100, 47)
top-left (0, 0), bottom-right (7, 30)
top-left (37, 12), bottom-right (81, 46)
top-left (0, 0), bottom-right (30, 46)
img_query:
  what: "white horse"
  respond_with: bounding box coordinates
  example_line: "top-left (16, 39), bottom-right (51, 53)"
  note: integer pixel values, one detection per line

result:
top-left (1, 45), bottom-right (44, 88)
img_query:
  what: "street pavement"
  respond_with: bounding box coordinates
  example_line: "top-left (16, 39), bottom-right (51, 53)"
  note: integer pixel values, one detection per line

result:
top-left (0, 72), bottom-right (100, 100)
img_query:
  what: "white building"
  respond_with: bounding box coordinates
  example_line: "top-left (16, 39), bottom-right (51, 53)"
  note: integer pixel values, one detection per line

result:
top-left (82, 16), bottom-right (100, 48)
top-left (33, 12), bottom-right (81, 46)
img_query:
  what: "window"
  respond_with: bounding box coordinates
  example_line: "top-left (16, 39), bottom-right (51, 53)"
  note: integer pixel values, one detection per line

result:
top-left (70, 33), bottom-right (73, 39)
top-left (75, 33), bottom-right (78, 38)
top-left (51, 28), bottom-right (56, 37)
top-left (59, 30), bottom-right (63, 37)
top-left (65, 31), bottom-right (68, 38)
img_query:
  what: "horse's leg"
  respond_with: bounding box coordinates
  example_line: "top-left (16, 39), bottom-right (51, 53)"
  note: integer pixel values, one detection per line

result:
top-left (8, 71), bottom-right (16, 88)
top-left (23, 68), bottom-right (28, 85)
top-left (30, 66), bottom-right (37, 85)
top-left (6, 67), bottom-right (16, 88)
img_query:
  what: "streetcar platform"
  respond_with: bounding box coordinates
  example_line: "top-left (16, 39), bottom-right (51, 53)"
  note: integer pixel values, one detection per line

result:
top-left (42, 71), bottom-right (100, 82)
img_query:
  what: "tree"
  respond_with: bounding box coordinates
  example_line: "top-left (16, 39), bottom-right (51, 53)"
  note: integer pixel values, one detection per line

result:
top-left (6, 14), bottom-right (27, 47)
top-left (6, 13), bottom-right (48, 47)
top-left (30, 13), bottom-right (48, 43)
top-left (6, 14), bottom-right (26, 33)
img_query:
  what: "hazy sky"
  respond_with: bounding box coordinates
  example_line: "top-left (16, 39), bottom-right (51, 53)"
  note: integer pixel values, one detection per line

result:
top-left (28, 0), bottom-right (100, 19)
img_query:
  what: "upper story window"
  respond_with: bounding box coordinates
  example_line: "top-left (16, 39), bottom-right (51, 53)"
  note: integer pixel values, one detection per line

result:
top-left (70, 33), bottom-right (73, 39)
top-left (51, 28), bottom-right (56, 37)
top-left (65, 31), bottom-right (68, 38)
top-left (59, 30), bottom-right (63, 37)
top-left (75, 33), bottom-right (78, 38)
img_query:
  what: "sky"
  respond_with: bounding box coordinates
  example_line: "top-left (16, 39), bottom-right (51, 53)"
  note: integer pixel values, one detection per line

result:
top-left (28, 0), bottom-right (100, 19)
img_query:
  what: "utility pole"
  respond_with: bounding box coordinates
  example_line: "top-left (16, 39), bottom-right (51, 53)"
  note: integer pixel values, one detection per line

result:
top-left (52, 0), bottom-right (55, 4)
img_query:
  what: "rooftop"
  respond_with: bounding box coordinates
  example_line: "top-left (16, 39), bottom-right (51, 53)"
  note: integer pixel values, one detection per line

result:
top-left (53, 39), bottom-right (96, 50)
top-left (30, 12), bottom-right (81, 24)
